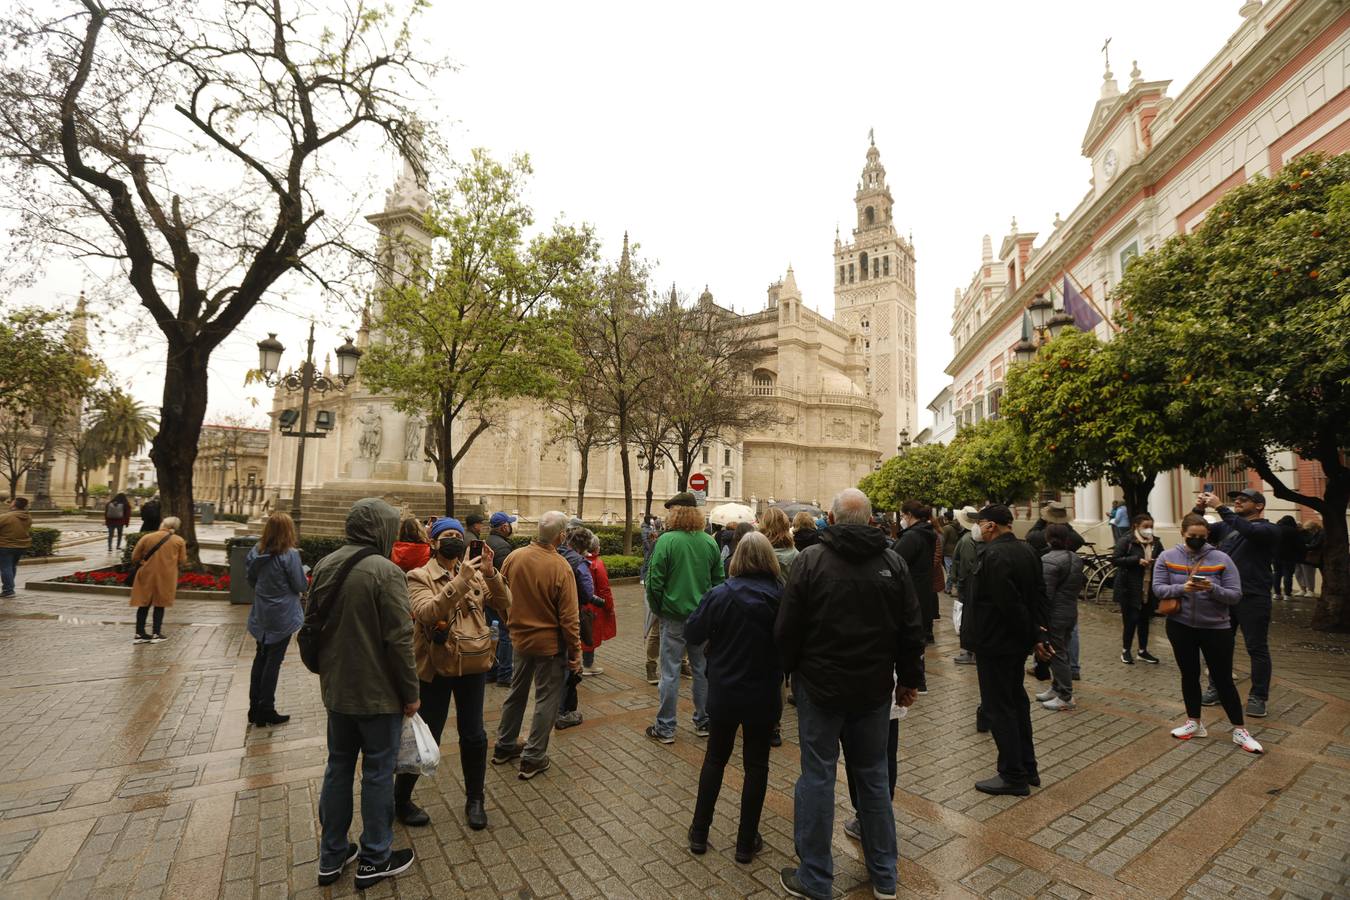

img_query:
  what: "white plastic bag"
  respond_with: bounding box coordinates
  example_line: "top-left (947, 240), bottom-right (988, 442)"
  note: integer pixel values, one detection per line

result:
top-left (951, 599), bottom-right (963, 635)
top-left (395, 713), bottom-right (440, 777)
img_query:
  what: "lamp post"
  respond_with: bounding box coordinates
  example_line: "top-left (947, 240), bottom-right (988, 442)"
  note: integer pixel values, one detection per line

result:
top-left (216, 451), bottom-right (237, 515)
top-left (1013, 292), bottom-right (1077, 364)
top-left (897, 427), bottom-right (911, 456)
top-left (257, 324), bottom-right (361, 532)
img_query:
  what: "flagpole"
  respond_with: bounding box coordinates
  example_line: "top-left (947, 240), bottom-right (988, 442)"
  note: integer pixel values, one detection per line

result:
top-left (1062, 268), bottom-right (1120, 332)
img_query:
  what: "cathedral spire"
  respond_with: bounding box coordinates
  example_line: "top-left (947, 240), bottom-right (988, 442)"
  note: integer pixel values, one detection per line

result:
top-left (619, 231), bottom-right (631, 273)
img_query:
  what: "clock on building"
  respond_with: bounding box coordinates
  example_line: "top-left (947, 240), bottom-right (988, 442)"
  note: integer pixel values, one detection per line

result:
top-left (1103, 148), bottom-right (1118, 180)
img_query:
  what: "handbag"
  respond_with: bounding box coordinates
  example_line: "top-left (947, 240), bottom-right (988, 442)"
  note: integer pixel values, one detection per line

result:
top-left (427, 577), bottom-right (495, 676)
top-left (126, 533), bottom-right (173, 587)
top-left (1159, 555), bottom-right (1208, 617)
top-left (297, 546), bottom-right (379, 673)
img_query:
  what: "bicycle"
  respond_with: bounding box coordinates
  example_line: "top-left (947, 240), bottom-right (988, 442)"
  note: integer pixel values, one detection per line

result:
top-left (1077, 541), bottom-right (1116, 602)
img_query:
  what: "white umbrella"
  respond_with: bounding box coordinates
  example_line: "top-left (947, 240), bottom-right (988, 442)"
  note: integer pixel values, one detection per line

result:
top-left (708, 502), bottom-right (755, 526)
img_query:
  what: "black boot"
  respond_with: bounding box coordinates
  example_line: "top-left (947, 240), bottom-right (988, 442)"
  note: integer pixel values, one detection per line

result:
top-left (462, 740), bottom-right (488, 830)
top-left (257, 708), bottom-right (290, 726)
top-left (394, 773), bottom-right (430, 826)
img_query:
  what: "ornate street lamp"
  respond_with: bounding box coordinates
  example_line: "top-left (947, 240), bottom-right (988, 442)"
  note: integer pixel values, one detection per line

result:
top-left (256, 323), bottom-right (360, 532)
top-left (1027, 293), bottom-right (1053, 331)
top-left (1047, 309), bottom-right (1076, 340)
top-left (1012, 337), bottom-right (1038, 365)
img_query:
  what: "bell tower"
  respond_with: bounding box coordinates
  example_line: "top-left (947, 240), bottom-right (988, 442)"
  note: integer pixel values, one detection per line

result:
top-left (833, 132), bottom-right (918, 454)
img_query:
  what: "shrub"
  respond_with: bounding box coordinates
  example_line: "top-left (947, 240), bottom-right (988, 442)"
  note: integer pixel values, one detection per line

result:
top-left (225, 534), bottom-right (346, 568)
top-left (599, 554), bottom-right (642, 578)
top-left (26, 527), bottom-right (60, 558)
top-left (216, 513), bottom-right (250, 523)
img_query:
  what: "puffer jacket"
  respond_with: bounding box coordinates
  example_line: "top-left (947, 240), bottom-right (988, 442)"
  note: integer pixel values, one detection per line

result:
top-left (1041, 549), bottom-right (1084, 629)
top-left (406, 555), bottom-right (511, 681)
top-left (894, 520), bottom-right (938, 623)
top-left (1111, 532), bottom-right (1165, 609)
top-left (1151, 542), bottom-right (1241, 629)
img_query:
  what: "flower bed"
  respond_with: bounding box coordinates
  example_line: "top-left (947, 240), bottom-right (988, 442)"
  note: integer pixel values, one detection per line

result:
top-left (56, 568), bottom-right (230, 591)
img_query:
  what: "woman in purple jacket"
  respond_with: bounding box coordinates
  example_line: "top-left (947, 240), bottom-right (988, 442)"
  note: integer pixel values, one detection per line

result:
top-left (1153, 513), bottom-right (1262, 753)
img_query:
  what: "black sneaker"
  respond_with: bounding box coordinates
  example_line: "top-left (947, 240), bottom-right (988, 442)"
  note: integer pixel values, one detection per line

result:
top-left (150, 633), bottom-right (167, 643)
top-left (1200, 687), bottom-right (1221, 707)
top-left (1120, 649), bottom-right (1134, 665)
top-left (734, 832), bottom-right (763, 864)
top-left (770, 727), bottom-right (783, 748)
top-left (688, 826), bottom-right (708, 855)
top-left (353, 848), bottom-right (414, 890)
top-left (491, 744), bottom-right (522, 765)
top-left (518, 758), bottom-right (550, 780)
top-left (133, 633), bottom-right (152, 644)
top-left (780, 867), bottom-right (826, 899)
top-left (645, 725), bottom-right (674, 745)
top-left (317, 842), bottom-right (359, 887)
top-left (1137, 650), bottom-right (1160, 664)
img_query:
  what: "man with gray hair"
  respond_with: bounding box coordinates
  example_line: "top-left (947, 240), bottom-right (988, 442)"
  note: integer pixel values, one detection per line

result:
top-left (492, 511), bottom-right (581, 780)
top-left (776, 488), bottom-right (925, 900)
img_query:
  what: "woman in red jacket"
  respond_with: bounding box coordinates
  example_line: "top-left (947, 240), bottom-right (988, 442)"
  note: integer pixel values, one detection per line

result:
top-left (582, 534), bottom-right (617, 676)
top-left (391, 516), bottom-right (431, 572)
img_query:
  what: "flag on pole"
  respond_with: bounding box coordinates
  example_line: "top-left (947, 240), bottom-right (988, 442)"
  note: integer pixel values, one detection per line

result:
top-left (1062, 275), bottom-right (1103, 331)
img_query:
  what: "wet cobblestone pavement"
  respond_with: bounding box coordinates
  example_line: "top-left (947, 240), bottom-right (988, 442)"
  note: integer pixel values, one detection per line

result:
top-left (1, 550), bottom-right (1348, 898)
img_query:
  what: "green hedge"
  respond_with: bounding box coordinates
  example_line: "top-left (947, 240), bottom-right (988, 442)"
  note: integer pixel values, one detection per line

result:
top-left (217, 513), bottom-right (250, 524)
top-left (26, 527), bottom-right (60, 558)
top-left (599, 554), bottom-right (642, 578)
top-left (225, 534), bottom-right (345, 568)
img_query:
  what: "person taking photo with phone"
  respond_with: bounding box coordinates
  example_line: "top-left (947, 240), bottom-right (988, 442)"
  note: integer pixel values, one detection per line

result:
top-left (1112, 514), bottom-right (1165, 666)
top-left (398, 517), bottom-right (511, 830)
top-left (1153, 513), bottom-right (1261, 753)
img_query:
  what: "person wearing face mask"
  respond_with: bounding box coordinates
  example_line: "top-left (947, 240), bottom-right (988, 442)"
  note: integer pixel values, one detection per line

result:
top-left (893, 500), bottom-right (939, 651)
top-left (1112, 514), bottom-right (1165, 665)
top-left (397, 517), bottom-right (511, 830)
top-left (1153, 514), bottom-right (1261, 753)
top-left (949, 506), bottom-right (983, 670)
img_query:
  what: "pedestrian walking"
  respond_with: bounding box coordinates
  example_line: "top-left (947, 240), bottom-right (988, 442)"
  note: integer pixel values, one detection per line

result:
top-left (128, 516), bottom-right (187, 643)
top-left (1036, 524), bottom-right (1085, 711)
top-left (646, 492), bottom-right (724, 744)
top-left (758, 507), bottom-right (798, 583)
top-left (485, 511), bottom-right (518, 688)
top-left (1272, 515), bottom-right (1302, 601)
top-left (961, 505), bottom-right (1049, 797)
top-left (1195, 489), bottom-right (1277, 718)
top-left (104, 492), bottom-right (131, 552)
top-left (0, 496), bottom-right (32, 598)
top-left (685, 532), bottom-right (782, 865)
top-left (390, 516), bottom-right (431, 573)
top-left (138, 494), bottom-right (162, 533)
top-left (244, 512), bottom-right (306, 726)
top-left (775, 488), bottom-right (924, 900)
top-left (791, 511), bottom-right (820, 552)
top-left (309, 498), bottom-right (419, 890)
top-left (556, 526), bottom-right (596, 730)
top-left (1153, 514), bottom-right (1263, 753)
top-left (1296, 516), bottom-right (1324, 597)
top-left (582, 534), bottom-right (617, 676)
top-left (492, 511), bottom-right (580, 780)
top-left (399, 517), bottom-right (511, 830)
top-left (1112, 513), bottom-right (1164, 665)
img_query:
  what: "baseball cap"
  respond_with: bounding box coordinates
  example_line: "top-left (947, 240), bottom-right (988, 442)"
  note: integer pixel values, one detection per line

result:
top-left (429, 518), bottom-right (464, 539)
top-left (489, 511), bottom-right (517, 527)
top-left (976, 504), bottom-right (1013, 526)
top-left (465, 513), bottom-right (486, 529)
top-left (1227, 488), bottom-right (1266, 505)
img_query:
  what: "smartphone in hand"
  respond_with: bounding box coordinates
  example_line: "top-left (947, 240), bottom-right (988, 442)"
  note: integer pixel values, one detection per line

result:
top-left (469, 540), bottom-right (484, 561)
top-left (1203, 482), bottom-right (1214, 494)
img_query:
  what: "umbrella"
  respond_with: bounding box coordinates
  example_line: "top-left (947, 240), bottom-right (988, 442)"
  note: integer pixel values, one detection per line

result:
top-left (707, 502), bottom-right (755, 526)
top-left (772, 501), bottom-right (823, 519)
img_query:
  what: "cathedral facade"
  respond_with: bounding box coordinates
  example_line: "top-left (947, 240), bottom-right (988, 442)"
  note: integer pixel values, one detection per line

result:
top-left (262, 140), bottom-right (916, 523)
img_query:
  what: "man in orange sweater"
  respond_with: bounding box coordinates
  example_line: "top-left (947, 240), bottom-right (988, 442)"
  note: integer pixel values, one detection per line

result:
top-left (491, 510), bottom-right (580, 780)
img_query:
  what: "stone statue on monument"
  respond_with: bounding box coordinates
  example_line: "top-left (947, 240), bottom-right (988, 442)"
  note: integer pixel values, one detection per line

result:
top-left (358, 406), bottom-right (384, 461)
top-left (403, 415), bottom-right (424, 461)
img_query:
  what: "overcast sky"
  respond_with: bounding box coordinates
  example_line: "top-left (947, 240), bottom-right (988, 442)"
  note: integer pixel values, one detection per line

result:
top-left (11, 0), bottom-right (1241, 433)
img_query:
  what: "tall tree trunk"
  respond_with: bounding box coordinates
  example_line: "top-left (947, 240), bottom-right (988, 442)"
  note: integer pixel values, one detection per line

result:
top-left (678, 449), bottom-right (693, 492)
top-left (1316, 477), bottom-right (1350, 631)
top-left (149, 343), bottom-right (208, 567)
top-left (1119, 473), bottom-right (1156, 523)
top-left (441, 413), bottom-right (455, 517)
top-left (643, 459), bottom-right (657, 519)
top-left (576, 444), bottom-right (590, 520)
top-left (110, 452), bottom-right (124, 495)
top-left (618, 409), bottom-right (633, 554)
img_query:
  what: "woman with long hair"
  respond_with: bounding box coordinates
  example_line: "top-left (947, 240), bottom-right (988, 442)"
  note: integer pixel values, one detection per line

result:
top-left (245, 512), bottom-right (307, 726)
top-left (684, 531), bottom-right (781, 865)
top-left (1154, 513), bottom-right (1261, 753)
top-left (1112, 513), bottom-right (1165, 665)
top-left (128, 516), bottom-right (187, 644)
top-left (392, 515), bottom-right (431, 573)
top-left (791, 511), bottom-right (820, 552)
top-left (758, 507), bottom-right (798, 582)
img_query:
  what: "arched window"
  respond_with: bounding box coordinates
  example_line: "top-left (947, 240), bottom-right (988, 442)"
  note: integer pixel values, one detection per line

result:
top-left (859, 252), bottom-right (869, 280)
top-left (839, 265), bottom-right (845, 284)
top-left (860, 317), bottom-right (869, 331)
top-left (882, 255), bottom-right (890, 276)
top-left (752, 370), bottom-right (775, 396)
top-left (865, 206), bottom-right (875, 226)
top-left (848, 263), bottom-right (854, 283)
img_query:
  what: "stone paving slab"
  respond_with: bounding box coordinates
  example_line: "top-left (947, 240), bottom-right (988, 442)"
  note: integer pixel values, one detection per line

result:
top-left (0, 571), bottom-right (1348, 899)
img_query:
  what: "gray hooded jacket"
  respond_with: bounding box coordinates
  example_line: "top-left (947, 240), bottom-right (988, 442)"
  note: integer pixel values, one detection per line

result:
top-left (310, 498), bottom-right (419, 715)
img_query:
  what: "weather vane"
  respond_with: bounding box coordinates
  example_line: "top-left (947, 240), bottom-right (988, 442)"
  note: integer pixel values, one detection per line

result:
top-left (1101, 36), bottom-right (1112, 73)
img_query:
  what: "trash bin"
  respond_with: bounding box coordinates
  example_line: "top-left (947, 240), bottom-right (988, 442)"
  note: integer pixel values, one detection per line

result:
top-left (229, 536), bottom-right (258, 605)
top-left (196, 502), bottom-right (216, 526)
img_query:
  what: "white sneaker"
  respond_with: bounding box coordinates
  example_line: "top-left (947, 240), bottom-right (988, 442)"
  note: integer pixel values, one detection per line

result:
top-left (1170, 719), bottom-right (1208, 740)
top-left (1232, 727), bottom-right (1264, 754)
top-left (1035, 687), bottom-right (1058, 702)
top-left (581, 665), bottom-right (605, 676)
top-left (1042, 696), bottom-right (1075, 711)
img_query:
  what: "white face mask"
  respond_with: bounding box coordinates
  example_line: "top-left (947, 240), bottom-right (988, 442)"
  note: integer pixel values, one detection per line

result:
top-left (971, 525), bottom-right (985, 543)
top-left (1139, 528), bottom-right (1154, 539)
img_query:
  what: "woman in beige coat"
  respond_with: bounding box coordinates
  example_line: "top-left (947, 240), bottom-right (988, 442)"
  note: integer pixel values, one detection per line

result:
top-left (129, 516), bottom-right (188, 644)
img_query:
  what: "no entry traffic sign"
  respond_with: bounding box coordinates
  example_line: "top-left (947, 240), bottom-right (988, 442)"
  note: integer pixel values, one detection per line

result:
top-left (688, 472), bottom-right (708, 492)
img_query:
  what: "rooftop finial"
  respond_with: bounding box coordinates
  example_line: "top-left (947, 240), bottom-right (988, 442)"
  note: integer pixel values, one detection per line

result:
top-left (1129, 59), bottom-right (1142, 86)
top-left (868, 126), bottom-right (875, 146)
top-left (1101, 36), bottom-right (1112, 78)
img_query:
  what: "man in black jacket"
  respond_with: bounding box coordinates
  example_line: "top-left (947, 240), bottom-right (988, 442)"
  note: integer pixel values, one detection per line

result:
top-left (961, 505), bottom-right (1051, 797)
top-left (1196, 489), bottom-right (1278, 717)
top-left (775, 488), bottom-right (924, 900)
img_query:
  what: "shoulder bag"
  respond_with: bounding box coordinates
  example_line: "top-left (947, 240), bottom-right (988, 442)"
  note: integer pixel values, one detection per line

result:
top-left (426, 573), bottom-right (496, 676)
top-left (126, 533), bottom-right (173, 587)
top-left (297, 546), bottom-right (379, 674)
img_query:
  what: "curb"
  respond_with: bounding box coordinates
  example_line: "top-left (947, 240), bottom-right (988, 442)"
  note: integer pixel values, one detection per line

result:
top-left (18, 555), bottom-right (87, 567)
top-left (23, 580), bottom-right (230, 602)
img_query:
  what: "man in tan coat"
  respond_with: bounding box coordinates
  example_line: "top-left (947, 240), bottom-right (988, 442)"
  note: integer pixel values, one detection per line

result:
top-left (0, 496), bottom-right (33, 599)
top-left (491, 510), bottom-right (580, 780)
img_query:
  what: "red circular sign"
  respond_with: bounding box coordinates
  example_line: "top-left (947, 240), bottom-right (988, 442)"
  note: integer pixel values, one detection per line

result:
top-left (688, 473), bottom-right (708, 492)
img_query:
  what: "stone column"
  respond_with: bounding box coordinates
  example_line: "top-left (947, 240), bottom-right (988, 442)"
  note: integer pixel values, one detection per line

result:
top-left (1149, 469), bottom-right (1177, 527)
top-left (1076, 480), bottom-right (1102, 523)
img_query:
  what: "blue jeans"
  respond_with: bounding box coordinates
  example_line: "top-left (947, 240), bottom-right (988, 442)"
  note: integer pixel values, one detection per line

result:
top-left (488, 607), bottom-right (513, 682)
top-left (0, 547), bottom-right (22, 594)
top-left (319, 711), bottom-right (401, 869)
top-left (654, 615), bottom-right (707, 738)
top-left (793, 690), bottom-right (897, 897)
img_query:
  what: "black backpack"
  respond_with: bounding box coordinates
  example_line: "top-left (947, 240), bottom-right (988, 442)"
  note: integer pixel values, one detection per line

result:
top-left (297, 546), bottom-right (380, 674)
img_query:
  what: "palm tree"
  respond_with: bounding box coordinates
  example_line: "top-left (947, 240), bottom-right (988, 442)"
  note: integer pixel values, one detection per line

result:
top-left (92, 389), bottom-right (157, 494)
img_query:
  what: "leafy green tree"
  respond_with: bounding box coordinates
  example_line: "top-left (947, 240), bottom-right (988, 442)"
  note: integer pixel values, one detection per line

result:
top-left (942, 419), bottom-right (1040, 508)
top-left (1003, 327), bottom-right (1200, 518)
top-left (360, 151), bottom-right (599, 515)
top-left (1113, 152), bottom-right (1350, 630)
top-left (91, 389), bottom-right (158, 495)
top-left (859, 443), bottom-right (953, 512)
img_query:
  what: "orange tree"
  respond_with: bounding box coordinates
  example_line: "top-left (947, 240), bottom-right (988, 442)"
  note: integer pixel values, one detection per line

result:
top-left (1113, 152), bottom-right (1350, 630)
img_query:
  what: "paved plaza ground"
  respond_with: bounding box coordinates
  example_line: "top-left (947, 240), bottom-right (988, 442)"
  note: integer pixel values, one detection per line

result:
top-left (1, 542), bottom-right (1349, 899)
